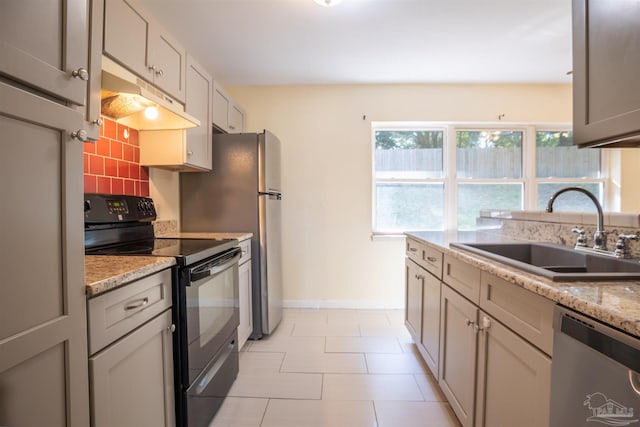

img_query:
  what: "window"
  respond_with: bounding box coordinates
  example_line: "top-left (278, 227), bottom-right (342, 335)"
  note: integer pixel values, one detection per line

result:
top-left (373, 129), bottom-right (445, 231)
top-left (535, 130), bottom-right (602, 210)
top-left (372, 124), bottom-right (605, 234)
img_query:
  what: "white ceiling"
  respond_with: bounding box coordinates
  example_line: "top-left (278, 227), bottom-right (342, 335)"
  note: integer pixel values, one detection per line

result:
top-left (134, 0), bottom-right (573, 87)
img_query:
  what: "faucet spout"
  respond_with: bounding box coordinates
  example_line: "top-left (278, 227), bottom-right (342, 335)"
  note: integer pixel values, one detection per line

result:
top-left (546, 187), bottom-right (607, 250)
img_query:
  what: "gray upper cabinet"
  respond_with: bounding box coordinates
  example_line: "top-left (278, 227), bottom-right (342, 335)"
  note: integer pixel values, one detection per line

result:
top-left (185, 54), bottom-right (213, 170)
top-left (0, 82), bottom-right (89, 426)
top-left (103, 0), bottom-right (186, 102)
top-left (0, 0), bottom-right (88, 106)
top-left (573, 0), bottom-right (640, 147)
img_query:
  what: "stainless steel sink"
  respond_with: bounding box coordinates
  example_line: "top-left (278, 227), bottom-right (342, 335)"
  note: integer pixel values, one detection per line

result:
top-left (450, 242), bottom-right (640, 281)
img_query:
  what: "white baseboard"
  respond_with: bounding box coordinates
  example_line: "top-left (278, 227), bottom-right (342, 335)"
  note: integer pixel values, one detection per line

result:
top-left (282, 299), bottom-right (404, 310)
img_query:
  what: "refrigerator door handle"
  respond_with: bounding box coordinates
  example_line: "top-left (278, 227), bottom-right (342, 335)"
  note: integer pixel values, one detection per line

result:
top-left (259, 191), bottom-right (282, 200)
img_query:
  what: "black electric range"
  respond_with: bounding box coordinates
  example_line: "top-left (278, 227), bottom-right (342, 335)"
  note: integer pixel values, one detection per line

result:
top-left (84, 193), bottom-right (241, 427)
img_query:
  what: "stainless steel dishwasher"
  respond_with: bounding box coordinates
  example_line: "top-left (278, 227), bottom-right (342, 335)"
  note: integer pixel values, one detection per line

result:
top-left (550, 305), bottom-right (640, 427)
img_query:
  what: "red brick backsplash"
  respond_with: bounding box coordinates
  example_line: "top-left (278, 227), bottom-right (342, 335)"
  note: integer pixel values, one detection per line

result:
top-left (83, 116), bottom-right (150, 196)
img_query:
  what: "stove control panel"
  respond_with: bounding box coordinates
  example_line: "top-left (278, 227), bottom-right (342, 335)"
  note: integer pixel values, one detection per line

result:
top-left (84, 193), bottom-right (157, 224)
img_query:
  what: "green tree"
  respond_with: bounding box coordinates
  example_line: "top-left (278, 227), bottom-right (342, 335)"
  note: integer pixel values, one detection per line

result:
top-left (375, 130), bottom-right (443, 150)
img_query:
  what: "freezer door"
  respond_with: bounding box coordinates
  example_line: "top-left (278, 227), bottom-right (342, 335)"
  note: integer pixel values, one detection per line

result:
top-left (259, 193), bottom-right (283, 334)
top-left (259, 130), bottom-right (281, 193)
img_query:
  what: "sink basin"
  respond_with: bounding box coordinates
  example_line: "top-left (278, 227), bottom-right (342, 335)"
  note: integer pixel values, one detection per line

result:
top-left (450, 242), bottom-right (640, 281)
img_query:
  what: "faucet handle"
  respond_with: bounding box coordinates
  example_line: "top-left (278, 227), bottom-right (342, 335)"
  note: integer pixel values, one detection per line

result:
top-left (614, 233), bottom-right (640, 258)
top-left (571, 227), bottom-right (588, 248)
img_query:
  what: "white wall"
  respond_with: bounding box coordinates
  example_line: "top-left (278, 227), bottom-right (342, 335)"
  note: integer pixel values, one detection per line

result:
top-left (225, 84), bottom-right (573, 308)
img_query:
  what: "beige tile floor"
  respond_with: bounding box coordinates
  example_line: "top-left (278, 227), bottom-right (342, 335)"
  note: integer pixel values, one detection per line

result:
top-left (209, 308), bottom-right (460, 427)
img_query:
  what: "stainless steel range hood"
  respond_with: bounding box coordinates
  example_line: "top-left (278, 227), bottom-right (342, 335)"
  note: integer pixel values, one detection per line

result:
top-left (100, 57), bottom-right (199, 131)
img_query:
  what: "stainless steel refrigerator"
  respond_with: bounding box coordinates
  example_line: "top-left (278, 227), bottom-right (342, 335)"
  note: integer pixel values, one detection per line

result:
top-left (180, 130), bottom-right (283, 339)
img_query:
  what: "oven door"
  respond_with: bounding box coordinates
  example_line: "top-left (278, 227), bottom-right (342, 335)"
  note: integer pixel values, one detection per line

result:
top-left (185, 248), bottom-right (241, 384)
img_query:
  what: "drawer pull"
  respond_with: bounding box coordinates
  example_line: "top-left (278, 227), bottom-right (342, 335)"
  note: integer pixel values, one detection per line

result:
top-left (426, 256), bottom-right (438, 262)
top-left (409, 247), bottom-right (418, 252)
top-left (125, 297), bottom-right (149, 311)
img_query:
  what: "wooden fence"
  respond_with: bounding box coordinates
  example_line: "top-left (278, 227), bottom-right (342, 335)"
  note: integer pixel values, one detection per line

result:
top-left (375, 147), bottom-right (600, 178)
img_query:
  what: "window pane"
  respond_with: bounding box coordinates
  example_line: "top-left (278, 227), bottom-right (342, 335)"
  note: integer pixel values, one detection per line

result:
top-left (456, 130), bottom-right (522, 178)
top-left (375, 183), bottom-right (444, 231)
top-left (536, 131), bottom-right (601, 178)
top-left (458, 183), bottom-right (523, 230)
top-left (537, 183), bottom-right (604, 211)
top-left (375, 130), bottom-right (444, 179)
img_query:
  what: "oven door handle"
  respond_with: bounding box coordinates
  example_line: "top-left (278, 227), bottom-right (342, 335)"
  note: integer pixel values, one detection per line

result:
top-left (187, 338), bottom-right (237, 396)
top-left (189, 249), bottom-right (241, 283)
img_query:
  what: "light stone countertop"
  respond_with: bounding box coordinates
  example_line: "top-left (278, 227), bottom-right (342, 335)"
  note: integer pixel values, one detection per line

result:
top-left (157, 232), bottom-right (253, 241)
top-left (407, 231), bottom-right (640, 338)
top-left (85, 256), bottom-right (176, 298)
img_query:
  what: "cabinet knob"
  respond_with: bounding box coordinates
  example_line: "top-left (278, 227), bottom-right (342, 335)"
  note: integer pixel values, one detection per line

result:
top-left (71, 68), bottom-right (89, 81)
top-left (187, 150), bottom-right (193, 156)
top-left (426, 256), bottom-right (438, 262)
top-left (168, 324), bottom-right (176, 333)
top-left (465, 318), bottom-right (475, 327)
top-left (229, 124), bottom-right (236, 130)
top-left (408, 247), bottom-right (418, 253)
top-left (155, 69), bottom-right (164, 77)
top-left (148, 65), bottom-right (157, 72)
top-left (70, 129), bottom-right (88, 142)
top-left (92, 118), bottom-right (104, 127)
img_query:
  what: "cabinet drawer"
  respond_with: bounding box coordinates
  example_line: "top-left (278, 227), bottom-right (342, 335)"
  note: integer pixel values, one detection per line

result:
top-left (88, 269), bottom-right (172, 354)
top-left (443, 255), bottom-right (481, 304)
top-left (239, 239), bottom-right (251, 265)
top-left (406, 237), bottom-right (443, 279)
top-left (480, 272), bottom-right (554, 356)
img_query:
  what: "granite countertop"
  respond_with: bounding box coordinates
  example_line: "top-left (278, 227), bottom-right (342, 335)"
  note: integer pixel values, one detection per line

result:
top-left (157, 232), bottom-right (253, 241)
top-left (407, 231), bottom-right (640, 338)
top-left (85, 256), bottom-right (176, 298)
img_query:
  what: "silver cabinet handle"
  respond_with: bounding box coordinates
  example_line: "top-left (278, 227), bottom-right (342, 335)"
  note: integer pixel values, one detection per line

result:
top-left (71, 68), bottom-right (89, 81)
top-left (155, 69), bottom-right (164, 77)
top-left (148, 65), bottom-right (157, 72)
top-left (408, 247), bottom-right (418, 252)
top-left (125, 297), bottom-right (149, 310)
top-left (92, 118), bottom-right (104, 127)
top-left (426, 256), bottom-right (438, 262)
top-left (465, 318), bottom-right (474, 327)
top-left (70, 129), bottom-right (88, 142)
top-left (168, 324), bottom-right (176, 333)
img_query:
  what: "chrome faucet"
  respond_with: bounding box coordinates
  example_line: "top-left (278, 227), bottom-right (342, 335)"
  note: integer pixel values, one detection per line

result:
top-left (545, 187), bottom-right (607, 251)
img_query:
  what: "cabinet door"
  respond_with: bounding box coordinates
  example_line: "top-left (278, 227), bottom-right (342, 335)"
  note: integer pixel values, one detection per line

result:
top-left (212, 81), bottom-right (230, 132)
top-left (90, 310), bottom-right (175, 427)
top-left (83, 0), bottom-right (104, 141)
top-left (103, 0), bottom-right (152, 82)
top-left (0, 0), bottom-right (88, 105)
top-left (439, 285), bottom-right (478, 427)
top-left (476, 312), bottom-right (551, 427)
top-left (228, 103), bottom-right (245, 133)
top-left (405, 259), bottom-right (424, 341)
top-left (420, 273), bottom-right (441, 377)
top-left (185, 55), bottom-right (213, 170)
top-left (573, 0), bottom-right (640, 147)
top-left (0, 82), bottom-right (88, 426)
top-left (238, 259), bottom-right (253, 350)
top-left (148, 24), bottom-right (186, 102)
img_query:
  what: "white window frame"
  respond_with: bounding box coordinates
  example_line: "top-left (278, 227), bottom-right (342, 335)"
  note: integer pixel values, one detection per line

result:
top-left (372, 121), bottom-right (607, 235)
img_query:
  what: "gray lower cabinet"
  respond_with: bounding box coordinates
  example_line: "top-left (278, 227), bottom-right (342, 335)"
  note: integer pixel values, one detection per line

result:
top-left (238, 239), bottom-right (253, 349)
top-left (476, 311), bottom-right (551, 427)
top-left (405, 258), bottom-right (424, 340)
top-left (88, 269), bottom-right (175, 427)
top-left (439, 284), bottom-right (478, 427)
top-left (419, 271), bottom-right (441, 377)
top-left (90, 310), bottom-right (175, 427)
